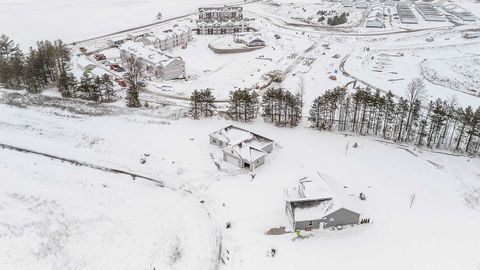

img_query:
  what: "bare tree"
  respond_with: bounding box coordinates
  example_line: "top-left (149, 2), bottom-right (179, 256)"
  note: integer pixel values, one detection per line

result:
top-left (124, 56), bottom-right (143, 108)
top-left (405, 78), bottom-right (426, 141)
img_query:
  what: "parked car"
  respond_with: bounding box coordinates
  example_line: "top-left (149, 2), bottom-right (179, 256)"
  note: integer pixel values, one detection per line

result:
top-left (115, 78), bottom-right (127, 87)
top-left (114, 66), bottom-right (125, 72)
top-left (94, 54), bottom-right (106, 61)
top-left (110, 63), bottom-right (120, 70)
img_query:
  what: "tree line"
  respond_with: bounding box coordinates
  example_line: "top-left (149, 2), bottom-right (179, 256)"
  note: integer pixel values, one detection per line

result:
top-left (0, 34), bottom-right (119, 104)
top-left (0, 35), bottom-right (70, 92)
top-left (308, 79), bottom-right (480, 154)
top-left (189, 87), bottom-right (303, 127)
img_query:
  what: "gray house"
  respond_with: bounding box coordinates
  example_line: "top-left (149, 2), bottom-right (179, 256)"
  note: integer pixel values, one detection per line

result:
top-left (209, 125), bottom-right (274, 170)
top-left (285, 176), bottom-right (361, 231)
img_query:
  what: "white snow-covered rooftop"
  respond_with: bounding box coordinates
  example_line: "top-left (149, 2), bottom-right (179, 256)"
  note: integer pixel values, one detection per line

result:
top-left (120, 41), bottom-right (181, 67)
top-left (210, 125), bottom-right (273, 148)
top-left (298, 176), bottom-right (333, 199)
top-left (77, 57), bottom-right (96, 70)
top-left (224, 142), bottom-right (266, 162)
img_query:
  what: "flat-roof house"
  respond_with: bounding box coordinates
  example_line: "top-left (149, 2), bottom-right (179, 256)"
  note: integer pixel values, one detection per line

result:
top-left (209, 125), bottom-right (274, 170)
top-left (286, 176), bottom-right (361, 231)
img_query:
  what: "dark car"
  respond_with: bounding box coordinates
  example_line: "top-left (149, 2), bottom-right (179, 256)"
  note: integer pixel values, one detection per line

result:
top-left (94, 54), bottom-right (106, 61)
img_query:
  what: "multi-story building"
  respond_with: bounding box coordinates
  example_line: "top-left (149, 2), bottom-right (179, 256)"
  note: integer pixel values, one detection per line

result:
top-left (136, 25), bottom-right (193, 51)
top-left (196, 6), bottom-right (250, 35)
top-left (120, 41), bottom-right (185, 80)
top-left (198, 6), bottom-right (243, 21)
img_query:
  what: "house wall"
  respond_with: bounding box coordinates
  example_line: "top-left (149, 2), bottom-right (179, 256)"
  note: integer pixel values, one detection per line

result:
top-left (294, 219), bottom-right (322, 231)
top-left (162, 60), bottom-right (185, 80)
top-left (323, 208), bottom-right (360, 228)
top-left (223, 151), bottom-right (242, 168)
top-left (197, 21), bottom-right (249, 35)
top-left (209, 135), bottom-right (228, 148)
top-left (261, 142), bottom-right (274, 153)
top-left (248, 155), bottom-right (265, 170)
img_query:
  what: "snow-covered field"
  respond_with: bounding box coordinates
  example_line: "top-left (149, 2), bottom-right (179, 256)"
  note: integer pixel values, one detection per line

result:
top-left (0, 0), bottom-right (240, 48)
top-left (1, 90), bottom-right (480, 270)
top-left (2, 0), bottom-right (480, 269)
top-left (256, 1), bottom-right (366, 27)
top-left (422, 56), bottom-right (480, 95)
top-left (0, 150), bottom-right (215, 270)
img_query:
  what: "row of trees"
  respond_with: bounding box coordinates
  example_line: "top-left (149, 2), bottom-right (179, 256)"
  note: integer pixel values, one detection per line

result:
top-left (190, 87), bottom-right (303, 127)
top-left (189, 89), bottom-right (217, 119)
top-left (58, 72), bottom-right (116, 102)
top-left (308, 79), bottom-right (480, 154)
top-left (0, 35), bottom-right (70, 92)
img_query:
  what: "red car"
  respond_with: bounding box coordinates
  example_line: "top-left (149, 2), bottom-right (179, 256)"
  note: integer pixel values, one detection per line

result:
top-left (110, 63), bottom-right (120, 70)
top-left (94, 54), bottom-right (106, 61)
top-left (114, 77), bottom-right (127, 87)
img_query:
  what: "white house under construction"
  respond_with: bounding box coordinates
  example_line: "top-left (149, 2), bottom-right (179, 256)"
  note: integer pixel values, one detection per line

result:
top-left (209, 125), bottom-right (274, 171)
top-left (286, 176), bottom-right (361, 231)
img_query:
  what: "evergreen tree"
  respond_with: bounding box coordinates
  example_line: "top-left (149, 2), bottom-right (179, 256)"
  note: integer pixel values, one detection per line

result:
top-left (99, 74), bottom-right (116, 102)
top-left (57, 70), bottom-right (77, 98)
top-left (124, 56), bottom-right (143, 108)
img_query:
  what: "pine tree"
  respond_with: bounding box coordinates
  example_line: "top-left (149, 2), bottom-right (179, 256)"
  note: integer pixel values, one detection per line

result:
top-left (124, 56), bottom-right (143, 108)
top-left (99, 74), bottom-right (115, 102)
top-left (57, 70), bottom-right (77, 98)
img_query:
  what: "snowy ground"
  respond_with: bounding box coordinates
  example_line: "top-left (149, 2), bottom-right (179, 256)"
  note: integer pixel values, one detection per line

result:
top-left (422, 56), bottom-right (480, 95)
top-left (0, 0), bottom-right (242, 48)
top-left (0, 150), bottom-right (216, 270)
top-left (1, 90), bottom-right (480, 270)
top-left (2, 1), bottom-right (480, 269)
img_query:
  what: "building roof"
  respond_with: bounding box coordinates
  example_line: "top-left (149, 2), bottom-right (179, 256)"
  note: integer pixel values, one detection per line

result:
top-left (210, 125), bottom-right (273, 147)
top-left (224, 142), bottom-right (266, 162)
top-left (298, 176), bottom-right (333, 199)
top-left (77, 57), bottom-right (96, 70)
top-left (90, 67), bottom-right (110, 78)
top-left (120, 41), bottom-right (183, 67)
top-left (287, 172), bottom-right (362, 222)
